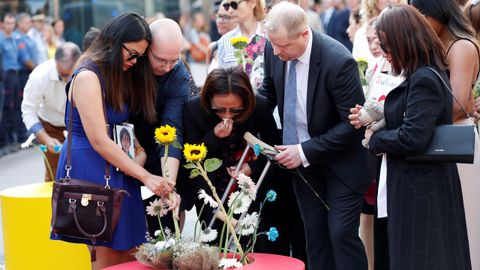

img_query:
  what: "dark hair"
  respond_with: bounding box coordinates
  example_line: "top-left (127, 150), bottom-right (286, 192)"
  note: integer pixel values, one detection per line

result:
top-left (78, 12), bottom-right (157, 123)
top-left (465, 1), bottom-right (480, 38)
top-left (201, 66), bottom-right (255, 123)
top-left (411, 0), bottom-right (478, 46)
top-left (375, 4), bottom-right (447, 77)
top-left (82, 27), bottom-right (100, 51)
top-left (120, 127), bottom-right (131, 141)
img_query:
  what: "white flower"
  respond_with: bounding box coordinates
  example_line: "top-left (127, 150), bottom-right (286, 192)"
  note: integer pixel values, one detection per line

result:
top-left (154, 230), bottom-right (161, 237)
top-left (198, 189), bottom-right (218, 208)
top-left (236, 173), bottom-right (256, 200)
top-left (239, 212), bottom-right (259, 236)
top-left (227, 191), bottom-right (252, 214)
top-left (146, 198), bottom-right (168, 217)
top-left (154, 240), bottom-right (167, 251)
top-left (219, 258), bottom-right (243, 269)
top-left (200, 228), bottom-right (218, 243)
top-left (20, 133), bottom-right (36, 149)
top-left (165, 238), bottom-right (176, 249)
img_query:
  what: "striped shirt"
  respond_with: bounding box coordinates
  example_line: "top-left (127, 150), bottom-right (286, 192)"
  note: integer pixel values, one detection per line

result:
top-left (217, 23), bottom-right (264, 68)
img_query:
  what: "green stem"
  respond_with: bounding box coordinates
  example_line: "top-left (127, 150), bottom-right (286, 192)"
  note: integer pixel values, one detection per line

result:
top-left (295, 168), bottom-right (330, 210)
top-left (157, 215), bottom-right (165, 240)
top-left (195, 162), bottom-right (246, 260)
top-left (34, 144), bottom-right (54, 181)
top-left (194, 203), bottom-right (206, 242)
top-left (163, 145), bottom-right (181, 240)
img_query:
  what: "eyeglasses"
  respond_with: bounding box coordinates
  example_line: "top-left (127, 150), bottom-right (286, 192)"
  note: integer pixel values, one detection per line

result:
top-left (149, 49), bottom-right (181, 67)
top-left (215, 14), bottom-right (231, 23)
top-left (222, 0), bottom-right (244, 11)
top-left (211, 107), bottom-right (245, 114)
top-left (122, 44), bottom-right (143, 61)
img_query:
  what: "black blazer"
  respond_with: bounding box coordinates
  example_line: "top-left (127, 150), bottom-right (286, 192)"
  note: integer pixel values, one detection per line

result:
top-left (260, 30), bottom-right (373, 193)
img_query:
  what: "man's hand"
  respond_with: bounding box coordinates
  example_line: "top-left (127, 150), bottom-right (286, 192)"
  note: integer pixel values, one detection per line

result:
top-left (274, 145), bottom-right (302, 169)
top-left (36, 129), bottom-right (62, 153)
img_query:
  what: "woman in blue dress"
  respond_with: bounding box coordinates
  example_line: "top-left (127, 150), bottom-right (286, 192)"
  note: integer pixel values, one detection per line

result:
top-left (51, 13), bottom-right (175, 269)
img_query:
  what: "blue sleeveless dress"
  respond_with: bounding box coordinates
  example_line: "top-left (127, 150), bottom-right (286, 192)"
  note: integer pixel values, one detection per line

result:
top-left (51, 61), bottom-right (147, 251)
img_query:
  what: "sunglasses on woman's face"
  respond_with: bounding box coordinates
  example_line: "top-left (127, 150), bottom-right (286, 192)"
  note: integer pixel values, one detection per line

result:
top-left (211, 107), bottom-right (245, 115)
top-left (222, 0), bottom-right (244, 11)
top-left (122, 44), bottom-right (143, 61)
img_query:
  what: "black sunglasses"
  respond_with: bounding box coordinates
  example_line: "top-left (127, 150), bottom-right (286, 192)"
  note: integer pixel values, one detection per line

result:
top-left (211, 107), bottom-right (245, 114)
top-left (223, 0), bottom-right (244, 11)
top-left (122, 44), bottom-right (143, 61)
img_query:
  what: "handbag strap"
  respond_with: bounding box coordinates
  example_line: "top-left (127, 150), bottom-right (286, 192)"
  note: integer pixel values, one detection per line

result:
top-left (426, 67), bottom-right (475, 122)
top-left (65, 67), bottom-right (111, 187)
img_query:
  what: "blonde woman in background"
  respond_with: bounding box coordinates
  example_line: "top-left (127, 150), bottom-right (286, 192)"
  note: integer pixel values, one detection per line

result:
top-left (43, 24), bottom-right (57, 59)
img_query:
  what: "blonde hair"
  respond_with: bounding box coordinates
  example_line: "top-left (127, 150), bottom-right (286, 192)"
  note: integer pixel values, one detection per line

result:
top-left (253, 0), bottom-right (267, 21)
top-left (360, 0), bottom-right (406, 24)
top-left (263, 1), bottom-right (307, 38)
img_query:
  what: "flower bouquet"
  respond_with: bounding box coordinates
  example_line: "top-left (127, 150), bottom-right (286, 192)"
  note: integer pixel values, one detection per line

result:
top-left (182, 142), bottom-right (279, 268)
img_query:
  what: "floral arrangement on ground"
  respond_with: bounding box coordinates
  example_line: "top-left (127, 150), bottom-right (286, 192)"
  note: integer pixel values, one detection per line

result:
top-left (135, 126), bottom-right (279, 269)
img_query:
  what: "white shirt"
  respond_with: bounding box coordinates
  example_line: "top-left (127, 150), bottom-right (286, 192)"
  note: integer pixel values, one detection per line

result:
top-left (21, 59), bottom-right (67, 133)
top-left (285, 28), bottom-right (313, 167)
top-left (215, 23), bottom-right (264, 69)
top-left (27, 28), bottom-right (48, 64)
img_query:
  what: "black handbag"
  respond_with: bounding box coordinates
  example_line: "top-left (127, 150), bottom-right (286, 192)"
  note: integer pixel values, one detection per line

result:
top-left (50, 71), bottom-right (129, 261)
top-left (405, 67), bottom-right (476, 164)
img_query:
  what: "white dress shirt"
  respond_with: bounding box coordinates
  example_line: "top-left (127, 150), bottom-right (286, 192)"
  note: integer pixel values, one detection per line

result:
top-left (284, 28), bottom-right (313, 167)
top-left (21, 59), bottom-right (67, 134)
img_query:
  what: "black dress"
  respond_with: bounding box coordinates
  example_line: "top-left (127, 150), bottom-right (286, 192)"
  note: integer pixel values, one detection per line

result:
top-left (369, 66), bottom-right (471, 270)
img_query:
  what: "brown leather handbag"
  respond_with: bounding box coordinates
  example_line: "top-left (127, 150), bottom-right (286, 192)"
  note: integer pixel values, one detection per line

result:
top-left (50, 71), bottom-right (129, 260)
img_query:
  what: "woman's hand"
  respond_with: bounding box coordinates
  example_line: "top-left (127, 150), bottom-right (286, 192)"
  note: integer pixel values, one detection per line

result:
top-left (365, 127), bottom-right (374, 142)
top-left (349, 104), bottom-right (364, 129)
top-left (214, 118), bottom-right (233, 138)
top-left (143, 174), bottom-right (175, 197)
top-left (163, 191), bottom-right (181, 218)
top-left (226, 163), bottom-right (252, 179)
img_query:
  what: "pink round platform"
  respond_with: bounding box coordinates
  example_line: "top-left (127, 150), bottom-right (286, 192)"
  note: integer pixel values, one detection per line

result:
top-left (104, 253), bottom-right (305, 270)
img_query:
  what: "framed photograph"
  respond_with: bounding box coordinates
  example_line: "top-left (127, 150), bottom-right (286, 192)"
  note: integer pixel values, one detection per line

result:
top-left (114, 123), bottom-right (135, 160)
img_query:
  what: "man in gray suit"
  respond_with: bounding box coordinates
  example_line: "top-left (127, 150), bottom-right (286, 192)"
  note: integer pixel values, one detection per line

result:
top-left (259, 2), bottom-right (374, 269)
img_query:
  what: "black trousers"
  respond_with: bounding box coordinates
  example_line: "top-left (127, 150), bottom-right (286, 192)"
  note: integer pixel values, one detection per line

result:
top-left (293, 167), bottom-right (366, 270)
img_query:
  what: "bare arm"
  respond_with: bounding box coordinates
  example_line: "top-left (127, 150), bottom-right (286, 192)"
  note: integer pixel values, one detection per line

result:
top-left (447, 40), bottom-right (478, 121)
top-left (72, 70), bottom-right (173, 196)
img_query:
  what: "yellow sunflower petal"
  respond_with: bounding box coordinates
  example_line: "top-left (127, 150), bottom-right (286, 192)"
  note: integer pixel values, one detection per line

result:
top-left (183, 143), bottom-right (208, 163)
top-left (154, 124), bottom-right (176, 145)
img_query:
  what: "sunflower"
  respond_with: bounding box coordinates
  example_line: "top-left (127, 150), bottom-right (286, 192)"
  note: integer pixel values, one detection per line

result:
top-left (154, 125), bottom-right (176, 145)
top-left (183, 143), bottom-right (207, 163)
top-left (230, 36), bottom-right (248, 50)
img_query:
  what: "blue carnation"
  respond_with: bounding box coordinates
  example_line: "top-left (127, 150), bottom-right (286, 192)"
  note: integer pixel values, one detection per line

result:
top-left (266, 190), bottom-right (277, 202)
top-left (39, 145), bottom-right (48, 152)
top-left (267, 227), bottom-right (279, 241)
top-left (253, 144), bottom-right (261, 157)
top-left (54, 144), bottom-right (62, 153)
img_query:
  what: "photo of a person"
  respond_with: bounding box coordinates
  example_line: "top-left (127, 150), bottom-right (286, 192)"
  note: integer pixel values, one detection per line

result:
top-left (118, 126), bottom-right (134, 159)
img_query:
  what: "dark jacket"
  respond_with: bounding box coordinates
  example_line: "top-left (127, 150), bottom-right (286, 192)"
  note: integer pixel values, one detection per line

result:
top-left (260, 30), bottom-right (374, 194)
top-left (369, 66), bottom-right (470, 270)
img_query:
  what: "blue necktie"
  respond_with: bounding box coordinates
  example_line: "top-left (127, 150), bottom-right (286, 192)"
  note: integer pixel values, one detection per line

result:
top-left (283, 59), bottom-right (299, 145)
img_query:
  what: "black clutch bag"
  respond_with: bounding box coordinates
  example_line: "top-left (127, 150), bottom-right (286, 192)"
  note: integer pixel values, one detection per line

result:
top-left (405, 125), bottom-right (475, 163)
top-left (405, 67), bottom-right (475, 164)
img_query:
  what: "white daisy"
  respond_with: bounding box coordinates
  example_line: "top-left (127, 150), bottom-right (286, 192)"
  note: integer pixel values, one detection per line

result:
top-left (200, 228), bottom-right (218, 243)
top-left (236, 173), bottom-right (256, 200)
top-left (219, 258), bottom-right (243, 269)
top-left (239, 212), bottom-right (259, 236)
top-left (227, 191), bottom-right (252, 214)
top-left (198, 189), bottom-right (218, 208)
top-left (146, 198), bottom-right (168, 217)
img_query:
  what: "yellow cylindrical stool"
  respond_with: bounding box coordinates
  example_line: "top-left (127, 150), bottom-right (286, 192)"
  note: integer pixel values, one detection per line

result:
top-left (0, 182), bottom-right (90, 270)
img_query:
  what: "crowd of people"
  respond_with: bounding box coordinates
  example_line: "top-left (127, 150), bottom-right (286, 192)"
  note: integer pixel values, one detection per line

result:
top-left (1, 0), bottom-right (480, 269)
